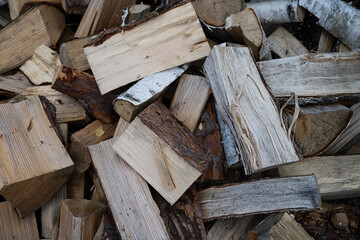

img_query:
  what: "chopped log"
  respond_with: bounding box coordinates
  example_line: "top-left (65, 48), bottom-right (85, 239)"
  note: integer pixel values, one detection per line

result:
top-left (0, 5), bottom-right (65, 74)
top-left (318, 29), bottom-right (335, 52)
top-left (114, 65), bottom-right (188, 122)
top-left (61, 0), bottom-right (90, 15)
top-left (89, 139), bottom-right (170, 240)
top-left (41, 186), bottom-right (67, 240)
top-left (84, 2), bottom-right (210, 94)
top-left (74, 0), bottom-right (137, 38)
top-left (20, 45), bottom-right (61, 85)
top-left (192, 0), bottom-right (246, 26)
top-left (21, 85), bottom-right (87, 123)
top-left (0, 96), bottom-right (74, 217)
top-left (113, 102), bottom-right (211, 204)
top-left (299, 0), bottom-right (360, 50)
top-left (67, 173), bottom-right (85, 199)
top-left (59, 36), bottom-right (91, 71)
top-left (0, 201), bottom-right (39, 239)
top-left (278, 155), bottom-right (360, 200)
top-left (258, 50), bottom-right (360, 98)
top-left (225, 8), bottom-right (271, 60)
top-left (69, 120), bottom-right (116, 173)
top-left (284, 104), bottom-right (352, 157)
top-left (8, 0), bottom-right (61, 19)
top-left (58, 199), bottom-right (107, 240)
top-left (267, 27), bottom-right (309, 58)
top-left (52, 65), bottom-right (119, 123)
top-left (0, 72), bottom-right (32, 97)
top-left (204, 46), bottom-right (300, 174)
top-left (170, 74), bottom-right (211, 132)
top-left (247, 0), bottom-right (305, 24)
top-left (127, 3), bottom-right (151, 23)
top-left (198, 175), bottom-right (320, 220)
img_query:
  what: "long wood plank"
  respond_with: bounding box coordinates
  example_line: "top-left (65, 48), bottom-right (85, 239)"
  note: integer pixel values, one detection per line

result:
top-left (84, 2), bottom-right (210, 94)
top-left (198, 175), bottom-right (320, 220)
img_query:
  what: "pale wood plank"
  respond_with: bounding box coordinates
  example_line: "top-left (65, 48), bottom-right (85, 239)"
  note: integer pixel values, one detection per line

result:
top-left (59, 36), bottom-right (91, 71)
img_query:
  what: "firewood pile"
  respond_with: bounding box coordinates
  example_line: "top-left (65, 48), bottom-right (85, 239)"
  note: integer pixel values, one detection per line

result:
top-left (0, 0), bottom-right (359, 239)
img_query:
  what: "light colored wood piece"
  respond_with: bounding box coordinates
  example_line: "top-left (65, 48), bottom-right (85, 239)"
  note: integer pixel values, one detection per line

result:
top-left (204, 46), bottom-right (299, 174)
top-left (89, 139), bottom-right (170, 240)
top-left (113, 65), bottom-right (188, 122)
top-left (267, 26), bottom-right (309, 57)
top-left (170, 74), bottom-right (211, 132)
top-left (20, 45), bottom-right (61, 85)
top-left (0, 96), bottom-right (74, 217)
top-left (67, 173), bottom-right (85, 199)
top-left (258, 50), bottom-right (360, 98)
top-left (8, 0), bottom-right (61, 19)
top-left (21, 85), bottom-right (87, 123)
top-left (299, 0), bottom-right (360, 50)
top-left (0, 201), bottom-right (39, 239)
top-left (58, 199), bottom-right (107, 240)
top-left (59, 36), bottom-right (91, 71)
top-left (113, 117), bottom-right (130, 138)
top-left (0, 5), bottom-right (65, 74)
top-left (198, 175), bottom-right (320, 220)
top-left (84, 2), bottom-right (210, 94)
top-left (90, 173), bottom-right (107, 204)
top-left (127, 3), bottom-right (151, 23)
top-left (318, 29), bottom-right (335, 52)
top-left (0, 72), bottom-right (32, 96)
top-left (41, 186), bottom-right (67, 240)
top-left (278, 155), bottom-right (360, 200)
top-left (59, 123), bottom-right (68, 146)
top-left (339, 42), bottom-right (351, 52)
top-left (69, 120), bottom-right (116, 173)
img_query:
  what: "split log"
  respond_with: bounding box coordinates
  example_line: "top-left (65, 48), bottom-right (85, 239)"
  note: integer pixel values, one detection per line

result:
top-left (84, 2), bottom-right (210, 94)
top-left (20, 45), bottom-right (61, 85)
top-left (59, 36), bottom-right (91, 71)
top-left (0, 5), bottom-right (65, 74)
top-left (278, 155), bottom-right (360, 200)
top-left (67, 173), bottom-right (85, 199)
top-left (0, 201), bottom-right (39, 239)
top-left (113, 117), bottom-right (130, 139)
top-left (258, 50), bottom-right (360, 98)
top-left (225, 8), bottom-right (271, 60)
top-left (69, 120), bottom-right (116, 173)
top-left (299, 0), bottom-right (360, 50)
top-left (113, 102), bottom-right (211, 204)
top-left (247, 0), bottom-right (305, 24)
top-left (204, 46), bottom-right (300, 174)
top-left (198, 175), bottom-right (320, 220)
top-left (318, 29), bottom-right (335, 53)
top-left (8, 0), bottom-right (61, 19)
top-left (0, 72), bottom-right (32, 97)
top-left (21, 85), bottom-right (87, 123)
top-left (61, 0), bottom-right (90, 15)
top-left (89, 139), bottom-right (170, 240)
top-left (0, 96), bottom-right (74, 217)
top-left (127, 3), bottom-right (151, 23)
top-left (58, 199), bottom-right (107, 240)
top-left (52, 65), bottom-right (119, 123)
top-left (267, 27), bottom-right (309, 58)
top-left (113, 65), bottom-right (188, 122)
top-left (170, 74), bottom-right (211, 132)
top-left (192, 0), bottom-right (246, 26)
top-left (284, 104), bottom-right (352, 157)
top-left (41, 186), bottom-right (67, 240)
top-left (74, 0), bottom-right (136, 38)
top-left (90, 172), bottom-right (107, 204)
top-left (339, 42), bottom-right (351, 52)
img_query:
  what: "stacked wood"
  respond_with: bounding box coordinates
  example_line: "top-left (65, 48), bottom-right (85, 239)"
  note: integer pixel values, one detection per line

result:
top-left (8, 0), bottom-right (61, 19)
top-left (59, 36), bottom-right (91, 71)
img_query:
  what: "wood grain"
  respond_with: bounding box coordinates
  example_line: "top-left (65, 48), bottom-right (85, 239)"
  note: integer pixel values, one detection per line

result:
top-left (8, 0), bottom-right (61, 19)
top-left (0, 72), bottom-right (32, 97)
top-left (59, 36), bottom-right (91, 71)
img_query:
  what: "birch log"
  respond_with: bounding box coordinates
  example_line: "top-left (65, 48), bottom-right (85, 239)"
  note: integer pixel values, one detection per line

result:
top-left (204, 46), bottom-right (300, 174)
top-left (299, 0), bottom-right (360, 50)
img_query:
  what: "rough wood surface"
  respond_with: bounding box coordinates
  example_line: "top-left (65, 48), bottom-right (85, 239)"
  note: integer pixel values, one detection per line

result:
top-left (21, 85), bottom-right (87, 123)
top-left (67, 173), bottom-right (85, 199)
top-left (84, 2), bottom-right (210, 94)
top-left (258, 50), bottom-right (360, 98)
top-left (114, 65), bottom-right (187, 122)
top-left (0, 96), bottom-right (74, 217)
top-left (0, 5), bottom-right (65, 74)
top-left (61, 0), bottom-right (90, 15)
top-left (0, 201), bottom-right (39, 239)
top-left (20, 45), bottom-right (61, 85)
top-left (58, 199), bottom-right (107, 240)
top-left (113, 117), bottom-right (130, 139)
top-left (267, 27), bottom-right (309, 58)
top-left (278, 155), bottom-right (360, 200)
top-left (89, 139), bottom-right (170, 240)
top-left (198, 175), bottom-right (320, 220)
top-left (52, 65), bottom-right (119, 123)
top-left (318, 29), bottom-right (335, 53)
top-left (8, 0), bottom-right (61, 19)
top-left (59, 36), bottom-right (91, 71)
top-left (127, 3), bottom-right (151, 23)
top-left (170, 74), bottom-right (211, 132)
top-left (0, 72), bottom-right (32, 97)
top-left (204, 46), bottom-right (299, 174)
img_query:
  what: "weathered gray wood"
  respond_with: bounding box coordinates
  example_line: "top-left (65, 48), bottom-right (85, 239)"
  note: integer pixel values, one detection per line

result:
top-left (204, 46), bottom-right (299, 174)
top-left (278, 155), bottom-right (360, 200)
top-left (198, 175), bottom-right (320, 220)
top-left (0, 72), bottom-right (32, 97)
